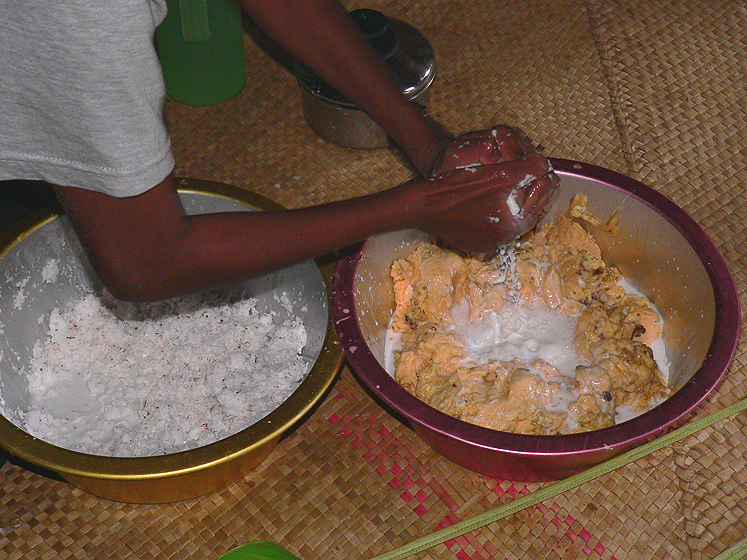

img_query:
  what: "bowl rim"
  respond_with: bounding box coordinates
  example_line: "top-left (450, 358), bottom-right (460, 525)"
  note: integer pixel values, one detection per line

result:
top-left (331, 158), bottom-right (741, 457)
top-left (0, 178), bottom-right (344, 480)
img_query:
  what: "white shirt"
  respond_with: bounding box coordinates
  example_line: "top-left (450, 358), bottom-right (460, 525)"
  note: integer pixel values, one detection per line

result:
top-left (0, 1), bottom-right (175, 197)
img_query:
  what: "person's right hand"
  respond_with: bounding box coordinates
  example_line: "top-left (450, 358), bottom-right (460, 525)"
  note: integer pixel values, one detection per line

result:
top-left (429, 125), bottom-right (544, 176)
top-left (411, 150), bottom-right (559, 255)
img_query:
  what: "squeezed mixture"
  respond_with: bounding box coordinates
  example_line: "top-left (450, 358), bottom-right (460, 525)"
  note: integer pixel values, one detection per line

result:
top-left (387, 194), bottom-right (670, 435)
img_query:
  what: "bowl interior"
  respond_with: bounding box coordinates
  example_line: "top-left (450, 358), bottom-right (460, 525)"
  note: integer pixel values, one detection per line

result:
top-left (355, 172), bottom-right (712, 393)
top-left (338, 160), bottom-right (739, 458)
top-left (0, 184), bottom-right (340, 477)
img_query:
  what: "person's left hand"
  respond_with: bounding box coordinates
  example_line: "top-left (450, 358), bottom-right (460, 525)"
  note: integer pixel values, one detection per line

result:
top-left (429, 124), bottom-right (559, 216)
top-left (406, 148), bottom-right (560, 255)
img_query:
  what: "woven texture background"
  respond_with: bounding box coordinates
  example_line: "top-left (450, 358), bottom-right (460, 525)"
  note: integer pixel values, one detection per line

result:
top-left (2, 0), bottom-right (746, 558)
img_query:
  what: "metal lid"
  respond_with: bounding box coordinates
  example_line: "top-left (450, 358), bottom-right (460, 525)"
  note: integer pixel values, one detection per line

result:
top-left (295, 9), bottom-right (436, 107)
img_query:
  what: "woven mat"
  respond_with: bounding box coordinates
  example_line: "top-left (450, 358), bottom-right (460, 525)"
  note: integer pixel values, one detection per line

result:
top-left (2, 0), bottom-right (746, 558)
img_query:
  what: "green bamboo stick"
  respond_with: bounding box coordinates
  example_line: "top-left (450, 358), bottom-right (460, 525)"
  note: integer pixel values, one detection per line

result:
top-left (370, 397), bottom-right (747, 560)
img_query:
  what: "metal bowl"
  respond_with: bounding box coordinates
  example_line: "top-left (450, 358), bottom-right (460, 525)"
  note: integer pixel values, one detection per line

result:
top-left (0, 178), bottom-right (343, 502)
top-left (331, 159), bottom-right (740, 481)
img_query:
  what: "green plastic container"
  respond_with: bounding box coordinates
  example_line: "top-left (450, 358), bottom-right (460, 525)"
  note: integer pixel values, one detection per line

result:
top-left (156, 0), bottom-right (246, 105)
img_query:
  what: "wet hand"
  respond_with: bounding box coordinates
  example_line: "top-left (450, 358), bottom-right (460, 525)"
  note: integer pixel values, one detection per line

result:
top-left (429, 125), bottom-right (535, 176)
top-left (417, 149), bottom-right (559, 254)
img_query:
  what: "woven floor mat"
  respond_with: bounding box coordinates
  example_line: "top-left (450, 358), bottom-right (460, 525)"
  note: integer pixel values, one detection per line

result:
top-left (3, 0), bottom-right (746, 559)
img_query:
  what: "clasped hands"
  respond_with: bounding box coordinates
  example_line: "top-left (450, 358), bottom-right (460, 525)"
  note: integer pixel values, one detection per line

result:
top-left (417, 124), bottom-right (560, 255)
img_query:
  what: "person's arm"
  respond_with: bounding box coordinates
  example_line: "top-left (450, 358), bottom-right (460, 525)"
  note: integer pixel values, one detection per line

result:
top-left (55, 2), bottom-right (559, 303)
top-left (237, 0), bottom-right (452, 176)
top-left (55, 140), bottom-right (556, 302)
top-left (240, 0), bottom-right (545, 178)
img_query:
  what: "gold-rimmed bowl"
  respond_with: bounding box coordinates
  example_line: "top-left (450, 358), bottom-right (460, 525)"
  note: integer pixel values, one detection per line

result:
top-left (0, 178), bottom-right (343, 503)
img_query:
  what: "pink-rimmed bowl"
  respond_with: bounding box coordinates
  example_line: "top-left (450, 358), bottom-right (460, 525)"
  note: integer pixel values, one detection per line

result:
top-left (331, 159), bottom-right (740, 481)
